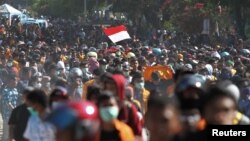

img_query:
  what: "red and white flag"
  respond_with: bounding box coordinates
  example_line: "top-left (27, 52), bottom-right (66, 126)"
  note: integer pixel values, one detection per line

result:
top-left (103, 25), bottom-right (131, 43)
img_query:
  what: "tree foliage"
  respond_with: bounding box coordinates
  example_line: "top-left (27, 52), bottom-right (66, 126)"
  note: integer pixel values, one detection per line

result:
top-left (27, 0), bottom-right (250, 38)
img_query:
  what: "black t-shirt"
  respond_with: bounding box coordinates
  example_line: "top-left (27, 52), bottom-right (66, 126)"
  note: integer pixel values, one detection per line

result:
top-left (100, 129), bottom-right (121, 141)
top-left (8, 104), bottom-right (30, 141)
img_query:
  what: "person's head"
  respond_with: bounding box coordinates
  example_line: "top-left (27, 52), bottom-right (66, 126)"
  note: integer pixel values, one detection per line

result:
top-left (125, 86), bottom-right (134, 101)
top-left (22, 86), bottom-right (34, 104)
top-left (49, 86), bottom-right (69, 109)
top-left (20, 67), bottom-right (32, 80)
top-left (86, 85), bottom-right (101, 104)
top-left (54, 77), bottom-right (68, 88)
top-left (216, 80), bottom-right (240, 102)
top-left (46, 101), bottom-right (100, 141)
top-left (7, 72), bottom-right (18, 88)
top-left (173, 69), bottom-right (195, 83)
top-left (97, 91), bottom-right (119, 123)
top-left (79, 61), bottom-right (89, 74)
top-left (130, 58), bottom-right (139, 70)
top-left (145, 95), bottom-right (182, 141)
top-left (175, 74), bottom-right (206, 132)
top-left (241, 87), bottom-right (250, 100)
top-left (131, 71), bottom-right (145, 90)
top-left (158, 55), bottom-right (168, 65)
top-left (151, 71), bottom-right (161, 84)
top-left (202, 85), bottom-right (237, 125)
top-left (48, 64), bottom-right (58, 77)
top-left (99, 58), bottom-right (108, 71)
top-left (26, 89), bottom-right (48, 115)
top-left (148, 54), bottom-right (156, 63)
top-left (102, 74), bottom-right (126, 102)
top-left (69, 68), bottom-right (83, 86)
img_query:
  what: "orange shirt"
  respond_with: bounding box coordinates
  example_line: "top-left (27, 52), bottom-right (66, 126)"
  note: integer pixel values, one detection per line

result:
top-left (99, 119), bottom-right (135, 141)
top-left (82, 79), bottom-right (95, 100)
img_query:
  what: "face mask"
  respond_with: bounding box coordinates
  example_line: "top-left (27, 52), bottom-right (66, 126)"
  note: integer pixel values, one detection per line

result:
top-left (38, 77), bottom-right (42, 82)
top-left (34, 83), bottom-right (42, 89)
top-left (65, 66), bottom-right (70, 71)
top-left (7, 62), bottom-right (12, 67)
top-left (23, 80), bottom-right (29, 86)
top-left (135, 82), bottom-right (144, 89)
top-left (100, 106), bottom-right (119, 122)
top-left (247, 95), bottom-right (250, 100)
top-left (27, 107), bottom-right (38, 116)
top-left (124, 71), bottom-right (130, 76)
top-left (101, 65), bottom-right (107, 70)
top-left (56, 71), bottom-right (60, 76)
top-left (246, 72), bottom-right (250, 78)
top-left (82, 68), bottom-right (89, 72)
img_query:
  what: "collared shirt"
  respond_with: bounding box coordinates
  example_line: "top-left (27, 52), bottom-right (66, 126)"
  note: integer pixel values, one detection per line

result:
top-left (1, 87), bottom-right (20, 121)
top-left (24, 115), bottom-right (55, 141)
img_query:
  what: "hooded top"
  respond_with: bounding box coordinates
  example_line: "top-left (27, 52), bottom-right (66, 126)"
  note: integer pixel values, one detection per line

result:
top-left (111, 74), bottom-right (126, 101)
top-left (112, 74), bottom-right (142, 136)
top-left (88, 57), bottom-right (100, 73)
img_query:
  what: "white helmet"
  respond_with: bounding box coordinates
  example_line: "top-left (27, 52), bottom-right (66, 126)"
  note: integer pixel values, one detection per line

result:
top-left (69, 68), bottom-right (82, 78)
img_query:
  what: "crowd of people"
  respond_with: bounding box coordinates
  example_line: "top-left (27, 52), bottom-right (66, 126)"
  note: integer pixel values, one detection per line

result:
top-left (0, 15), bottom-right (249, 141)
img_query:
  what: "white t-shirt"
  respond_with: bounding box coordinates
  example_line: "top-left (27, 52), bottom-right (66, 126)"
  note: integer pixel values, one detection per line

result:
top-left (24, 115), bottom-right (55, 141)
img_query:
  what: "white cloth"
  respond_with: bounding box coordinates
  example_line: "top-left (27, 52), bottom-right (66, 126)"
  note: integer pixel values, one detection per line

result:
top-left (24, 115), bottom-right (55, 141)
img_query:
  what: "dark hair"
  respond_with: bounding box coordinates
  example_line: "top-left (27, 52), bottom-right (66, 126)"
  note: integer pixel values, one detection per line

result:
top-left (49, 87), bottom-right (68, 106)
top-left (55, 77), bottom-right (68, 87)
top-left (174, 69), bottom-right (194, 82)
top-left (92, 68), bottom-right (104, 76)
top-left (26, 89), bottom-right (48, 108)
top-left (151, 71), bottom-right (160, 81)
top-left (22, 87), bottom-right (34, 95)
top-left (97, 91), bottom-right (116, 106)
top-left (147, 94), bottom-right (179, 110)
top-left (86, 85), bottom-right (101, 101)
top-left (131, 71), bottom-right (143, 82)
top-left (112, 69), bottom-right (124, 75)
top-left (202, 85), bottom-right (237, 113)
top-left (48, 64), bottom-right (57, 72)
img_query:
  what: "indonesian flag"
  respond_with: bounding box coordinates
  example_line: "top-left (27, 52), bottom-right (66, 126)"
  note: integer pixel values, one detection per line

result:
top-left (103, 25), bottom-right (131, 43)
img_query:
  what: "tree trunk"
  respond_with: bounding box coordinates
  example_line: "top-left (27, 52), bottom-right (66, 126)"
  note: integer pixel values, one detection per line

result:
top-left (235, 2), bottom-right (246, 39)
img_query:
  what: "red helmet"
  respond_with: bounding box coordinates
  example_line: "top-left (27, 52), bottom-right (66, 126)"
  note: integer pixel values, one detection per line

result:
top-left (46, 101), bottom-right (99, 140)
top-left (68, 101), bottom-right (99, 121)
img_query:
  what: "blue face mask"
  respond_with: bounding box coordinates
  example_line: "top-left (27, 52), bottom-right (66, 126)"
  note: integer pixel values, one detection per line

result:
top-left (27, 107), bottom-right (38, 116)
top-left (100, 106), bottom-right (119, 122)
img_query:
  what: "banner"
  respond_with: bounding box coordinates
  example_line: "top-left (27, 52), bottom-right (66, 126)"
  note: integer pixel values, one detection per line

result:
top-left (144, 65), bottom-right (173, 81)
top-left (103, 25), bottom-right (131, 43)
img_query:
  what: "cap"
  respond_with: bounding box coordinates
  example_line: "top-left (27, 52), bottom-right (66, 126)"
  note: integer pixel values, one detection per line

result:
top-left (127, 52), bottom-right (135, 59)
top-left (87, 52), bottom-right (98, 59)
top-left (175, 74), bottom-right (206, 94)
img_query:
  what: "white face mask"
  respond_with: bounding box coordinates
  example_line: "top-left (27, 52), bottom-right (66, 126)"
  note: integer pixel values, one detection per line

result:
top-left (65, 66), bottom-right (70, 71)
top-left (38, 77), bottom-right (42, 82)
top-left (82, 68), bottom-right (89, 72)
top-left (34, 83), bottom-right (42, 89)
top-left (246, 72), bottom-right (250, 78)
top-left (124, 71), bottom-right (130, 76)
top-left (101, 65), bottom-right (108, 70)
top-left (7, 62), bottom-right (12, 67)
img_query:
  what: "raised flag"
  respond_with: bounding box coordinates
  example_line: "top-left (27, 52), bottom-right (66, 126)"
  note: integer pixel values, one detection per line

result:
top-left (103, 25), bottom-right (131, 43)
